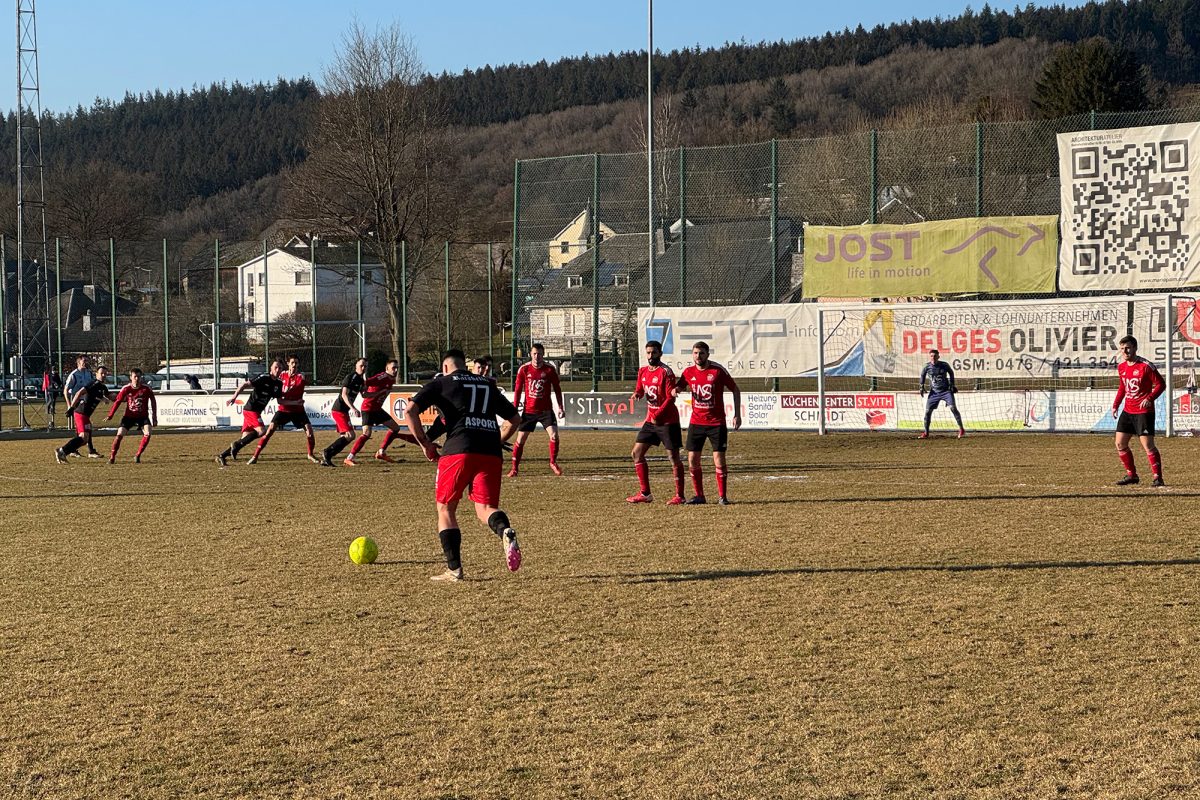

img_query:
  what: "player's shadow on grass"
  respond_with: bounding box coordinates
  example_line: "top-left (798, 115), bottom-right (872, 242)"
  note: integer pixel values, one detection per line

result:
top-left (0, 491), bottom-right (202, 500)
top-left (615, 557), bottom-right (1200, 584)
top-left (746, 491), bottom-right (1200, 505)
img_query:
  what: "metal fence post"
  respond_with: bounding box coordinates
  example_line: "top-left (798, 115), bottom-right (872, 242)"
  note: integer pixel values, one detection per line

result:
top-left (679, 146), bottom-right (686, 307)
top-left (161, 239), bottom-right (169, 388)
top-left (511, 160), bottom-right (521, 382)
top-left (592, 153), bottom-right (601, 393)
top-left (975, 121), bottom-right (984, 217)
top-left (263, 240), bottom-right (270, 364)
top-left (869, 129), bottom-right (878, 224)
top-left (1166, 295), bottom-right (1175, 438)
top-left (487, 242), bottom-right (494, 359)
top-left (214, 238), bottom-right (221, 387)
top-left (356, 240), bottom-right (364, 358)
top-left (55, 238), bottom-right (62, 374)
top-left (309, 239), bottom-right (318, 381)
top-left (400, 241), bottom-right (408, 383)
top-left (444, 240), bottom-right (451, 350)
top-left (109, 238), bottom-right (117, 375)
top-left (816, 307), bottom-right (827, 435)
top-left (770, 138), bottom-right (780, 393)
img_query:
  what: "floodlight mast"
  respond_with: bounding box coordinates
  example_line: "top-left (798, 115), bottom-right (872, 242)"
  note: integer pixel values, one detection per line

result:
top-left (14, 0), bottom-right (51, 428)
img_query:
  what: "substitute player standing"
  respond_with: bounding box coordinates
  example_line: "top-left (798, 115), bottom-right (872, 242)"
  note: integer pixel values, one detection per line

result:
top-left (105, 368), bottom-right (158, 463)
top-left (404, 349), bottom-right (524, 582)
top-left (55, 365), bottom-right (115, 463)
top-left (247, 355), bottom-right (320, 464)
top-left (215, 359), bottom-right (284, 466)
top-left (320, 357), bottom-right (367, 466)
top-left (627, 339), bottom-right (686, 504)
top-left (508, 343), bottom-right (565, 476)
top-left (343, 359), bottom-right (412, 466)
top-left (918, 349), bottom-right (966, 439)
top-left (1112, 335), bottom-right (1166, 487)
top-left (678, 341), bottom-right (741, 505)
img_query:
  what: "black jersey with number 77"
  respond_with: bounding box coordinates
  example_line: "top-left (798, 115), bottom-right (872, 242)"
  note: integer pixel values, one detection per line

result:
top-left (409, 370), bottom-right (518, 457)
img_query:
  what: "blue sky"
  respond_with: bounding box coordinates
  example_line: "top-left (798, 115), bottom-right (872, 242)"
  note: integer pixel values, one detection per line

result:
top-left (9, 0), bottom-right (1093, 113)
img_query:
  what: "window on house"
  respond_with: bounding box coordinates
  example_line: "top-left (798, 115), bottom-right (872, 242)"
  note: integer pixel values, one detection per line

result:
top-left (560, 241), bottom-right (571, 254)
top-left (247, 281), bottom-right (254, 297)
top-left (246, 303), bottom-right (255, 320)
top-left (613, 274), bottom-right (629, 287)
top-left (295, 270), bottom-right (311, 286)
top-left (295, 301), bottom-right (312, 317)
top-left (257, 273), bottom-right (264, 286)
top-left (566, 275), bottom-right (583, 289)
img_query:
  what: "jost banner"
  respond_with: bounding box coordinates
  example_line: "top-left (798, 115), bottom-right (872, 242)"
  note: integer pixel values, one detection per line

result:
top-left (802, 216), bottom-right (1058, 298)
top-left (1058, 122), bottom-right (1200, 291)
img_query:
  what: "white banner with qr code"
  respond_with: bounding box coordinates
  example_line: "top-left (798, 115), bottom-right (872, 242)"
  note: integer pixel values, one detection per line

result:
top-left (1059, 122), bottom-right (1200, 291)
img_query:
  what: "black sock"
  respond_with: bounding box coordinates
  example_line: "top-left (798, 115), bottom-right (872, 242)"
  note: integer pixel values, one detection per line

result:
top-left (487, 510), bottom-right (511, 537)
top-left (438, 528), bottom-right (462, 571)
top-left (62, 436), bottom-right (85, 455)
top-left (325, 436), bottom-right (350, 459)
top-left (232, 431), bottom-right (259, 455)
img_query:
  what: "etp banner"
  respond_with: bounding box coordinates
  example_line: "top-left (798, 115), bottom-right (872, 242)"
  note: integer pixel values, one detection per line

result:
top-left (638, 303), bottom-right (859, 378)
top-left (802, 216), bottom-right (1057, 298)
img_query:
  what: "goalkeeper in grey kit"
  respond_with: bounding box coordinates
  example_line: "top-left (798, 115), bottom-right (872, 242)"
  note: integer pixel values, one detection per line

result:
top-left (918, 349), bottom-right (965, 439)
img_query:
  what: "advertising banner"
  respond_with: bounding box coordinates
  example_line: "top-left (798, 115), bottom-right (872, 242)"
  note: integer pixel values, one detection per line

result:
top-left (1058, 122), bottom-right (1200, 291)
top-left (638, 303), bottom-right (859, 378)
top-left (802, 216), bottom-right (1058, 298)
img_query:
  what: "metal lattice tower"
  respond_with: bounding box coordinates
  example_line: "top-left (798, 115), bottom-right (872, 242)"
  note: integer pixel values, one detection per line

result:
top-left (15, 0), bottom-right (51, 427)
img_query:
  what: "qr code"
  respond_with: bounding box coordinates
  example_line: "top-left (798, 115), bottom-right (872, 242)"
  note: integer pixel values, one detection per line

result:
top-left (1068, 139), bottom-right (1190, 275)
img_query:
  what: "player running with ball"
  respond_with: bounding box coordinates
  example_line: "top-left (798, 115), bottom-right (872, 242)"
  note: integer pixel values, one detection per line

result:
top-left (404, 349), bottom-right (524, 582)
top-left (1112, 335), bottom-right (1166, 487)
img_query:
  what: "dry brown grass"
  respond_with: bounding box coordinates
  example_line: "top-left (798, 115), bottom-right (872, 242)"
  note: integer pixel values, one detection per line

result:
top-left (2, 429), bottom-right (1198, 799)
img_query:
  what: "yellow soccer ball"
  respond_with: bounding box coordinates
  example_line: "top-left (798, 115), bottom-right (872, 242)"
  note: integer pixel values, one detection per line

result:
top-left (348, 536), bottom-right (379, 565)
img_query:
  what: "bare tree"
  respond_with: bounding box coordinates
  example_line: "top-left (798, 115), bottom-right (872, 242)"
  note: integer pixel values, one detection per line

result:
top-left (287, 21), bottom-right (458, 359)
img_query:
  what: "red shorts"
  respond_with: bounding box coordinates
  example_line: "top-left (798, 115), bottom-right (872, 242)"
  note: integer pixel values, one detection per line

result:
top-left (331, 410), bottom-right (353, 434)
top-left (241, 410), bottom-right (264, 432)
top-left (74, 412), bottom-right (91, 436)
top-left (435, 453), bottom-right (502, 507)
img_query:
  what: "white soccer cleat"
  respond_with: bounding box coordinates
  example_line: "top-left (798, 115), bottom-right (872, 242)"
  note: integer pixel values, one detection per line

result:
top-left (430, 568), bottom-right (464, 582)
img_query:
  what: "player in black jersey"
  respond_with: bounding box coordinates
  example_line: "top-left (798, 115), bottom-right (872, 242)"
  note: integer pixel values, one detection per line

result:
top-left (215, 359), bottom-right (284, 466)
top-left (404, 349), bottom-right (524, 582)
top-left (55, 366), bottom-right (116, 463)
top-left (320, 358), bottom-right (368, 466)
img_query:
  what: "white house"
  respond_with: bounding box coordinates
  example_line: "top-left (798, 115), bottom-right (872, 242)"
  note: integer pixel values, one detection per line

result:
top-left (235, 238), bottom-right (388, 338)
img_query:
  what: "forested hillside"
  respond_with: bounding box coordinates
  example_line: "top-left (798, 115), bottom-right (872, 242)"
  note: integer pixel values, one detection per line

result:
top-left (0, 0), bottom-right (1196, 244)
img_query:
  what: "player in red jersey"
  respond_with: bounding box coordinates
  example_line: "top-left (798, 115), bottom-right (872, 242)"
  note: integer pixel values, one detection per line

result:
top-left (246, 355), bottom-right (319, 464)
top-left (405, 349), bottom-right (524, 582)
top-left (508, 343), bottom-right (565, 476)
top-left (677, 341), bottom-right (742, 505)
top-left (343, 359), bottom-right (413, 466)
top-left (627, 340), bottom-right (686, 504)
top-left (1112, 335), bottom-right (1166, 487)
top-left (105, 368), bottom-right (158, 463)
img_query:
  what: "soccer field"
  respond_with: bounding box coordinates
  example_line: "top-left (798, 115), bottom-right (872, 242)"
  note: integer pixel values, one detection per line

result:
top-left (2, 429), bottom-right (1198, 798)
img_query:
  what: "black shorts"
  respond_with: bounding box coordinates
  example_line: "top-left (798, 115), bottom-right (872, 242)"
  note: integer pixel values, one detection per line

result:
top-left (271, 408), bottom-right (311, 429)
top-left (518, 410), bottom-right (557, 432)
top-left (686, 423), bottom-right (728, 453)
top-left (1116, 410), bottom-right (1156, 437)
top-left (635, 421), bottom-right (682, 450)
top-left (119, 416), bottom-right (151, 430)
top-left (362, 408), bottom-right (395, 427)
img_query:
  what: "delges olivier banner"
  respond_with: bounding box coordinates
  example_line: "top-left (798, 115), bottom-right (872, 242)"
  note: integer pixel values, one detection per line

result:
top-left (802, 216), bottom-right (1058, 298)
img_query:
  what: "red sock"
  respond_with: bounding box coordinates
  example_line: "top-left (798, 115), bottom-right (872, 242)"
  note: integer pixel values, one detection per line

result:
top-left (511, 441), bottom-right (524, 468)
top-left (110, 437), bottom-right (122, 458)
top-left (1118, 449), bottom-right (1137, 476)
top-left (673, 463), bottom-right (685, 498)
top-left (306, 434), bottom-right (315, 456)
top-left (1147, 449), bottom-right (1162, 479)
top-left (253, 437), bottom-right (269, 458)
top-left (136, 436), bottom-right (150, 457)
top-left (379, 430), bottom-right (397, 452)
top-left (635, 460), bottom-right (650, 494)
top-left (716, 468), bottom-right (728, 499)
top-left (349, 434), bottom-right (369, 456)
top-left (691, 466), bottom-right (705, 498)
top-left (549, 439), bottom-right (559, 464)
